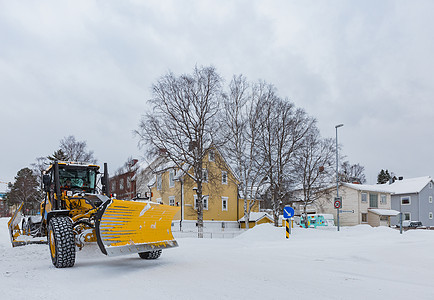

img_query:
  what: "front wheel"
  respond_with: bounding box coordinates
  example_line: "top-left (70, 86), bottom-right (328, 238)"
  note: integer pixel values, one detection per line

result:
top-left (48, 216), bottom-right (76, 268)
top-left (138, 250), bottom-right (162, 260)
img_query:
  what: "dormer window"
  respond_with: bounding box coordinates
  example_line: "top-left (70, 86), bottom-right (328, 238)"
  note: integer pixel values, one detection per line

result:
top-left (202, 169), bottom-right (208, 183)
top-left (156, 174), bottom-right (162, 190)
top-left (209, 150), bottom-right (215, 162)
top-left (222, 171), bottom-right (228, 185)
top-left (169, 170), bottom-right (175, 188)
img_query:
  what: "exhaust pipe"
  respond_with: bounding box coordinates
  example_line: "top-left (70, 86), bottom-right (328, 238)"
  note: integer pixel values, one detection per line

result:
top-left (102, 163), bottom-right (110, 196)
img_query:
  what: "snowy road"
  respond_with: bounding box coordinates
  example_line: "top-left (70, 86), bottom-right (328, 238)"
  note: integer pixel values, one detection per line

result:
top-left (1, 218), bottom-right (433, 300)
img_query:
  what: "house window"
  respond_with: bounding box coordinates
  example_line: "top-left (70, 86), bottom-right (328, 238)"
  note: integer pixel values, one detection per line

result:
top-left (380, 194), bottom-right (387, 205)
top-left (194, 195), bottom-right (208, 210)
top-left (429, 212), bottom-right (433, 219)
top-left (429, 196), bottom-right (433, 203)
top-left (156, 174), bottom-right (162, 190)
top-left (430, 182), bottom-right (433, 189)
top-left (222, 171), bottom-right (228, 185)
top-left (127, 176), bottom-right (131, 190)
top-left (111, 181), bottom-right (116, 192)
top-left (369, 194), bottom-right (378, 208)
top-left (202, 169), bottom-right (208, 183)
top-left (169, 170), bottom-right (175, 188)
top-left (361, 213), bottom-right (368, 223)
top-left (222, 196), bottom-right (228, 211)
top-left (361, 193), bottom-right (367, 203)
top-left (169, 196), bottom-right (175, 206)
top-left (403, 212), bottom-right (411, 221)
top-left (120, 178), bottom-right (124, 190)
top-left (209, 150), bottom-right (215, 162)
top-left (380, 216), bottom-right (389, 221)
top-left (401, 196), bottom-right (411, 205)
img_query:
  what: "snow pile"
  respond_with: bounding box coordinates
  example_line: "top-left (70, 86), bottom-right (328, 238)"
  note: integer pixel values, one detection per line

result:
top-left (235, 223), bottom-right (284, 241)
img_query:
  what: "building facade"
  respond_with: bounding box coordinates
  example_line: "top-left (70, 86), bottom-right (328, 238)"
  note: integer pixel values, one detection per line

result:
top-left (316, 183), bottom-right (397, 227)
top-left (109, 159), bottom-right (139, 200)
top-left (147, 148), bottom-right (260, 230)
top-left (386, 177), bottom-right (434, 227)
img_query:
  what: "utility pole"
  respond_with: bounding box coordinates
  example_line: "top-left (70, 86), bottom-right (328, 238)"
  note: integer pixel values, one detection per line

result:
top-left (335, 124), bottom-right (344, 231)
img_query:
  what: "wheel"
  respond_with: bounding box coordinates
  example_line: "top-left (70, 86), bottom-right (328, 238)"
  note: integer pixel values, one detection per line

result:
top-left (138, 250), bottom-right (162, 260)
top-left (48, 216), bottom-right (76, 268)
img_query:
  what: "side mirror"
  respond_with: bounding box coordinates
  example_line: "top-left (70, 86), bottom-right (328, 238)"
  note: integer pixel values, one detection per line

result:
top-left (43, 174), bottom-right (51, 192)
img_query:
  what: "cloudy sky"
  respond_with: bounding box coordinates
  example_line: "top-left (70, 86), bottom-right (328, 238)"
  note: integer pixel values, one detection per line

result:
top-left (1, 0), bottom-right (433, 187)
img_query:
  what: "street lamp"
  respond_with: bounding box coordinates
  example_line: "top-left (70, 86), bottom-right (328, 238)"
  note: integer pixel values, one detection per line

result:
top-left (335, 124), bottom-right (343, 231)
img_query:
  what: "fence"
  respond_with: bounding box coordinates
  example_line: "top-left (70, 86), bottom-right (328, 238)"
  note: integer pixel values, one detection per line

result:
top-left (173, 229), bottom-right (246, 239)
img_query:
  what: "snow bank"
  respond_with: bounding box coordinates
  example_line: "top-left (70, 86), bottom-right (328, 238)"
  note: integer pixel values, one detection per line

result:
top-left (235, 223), bottom-right (285, 241)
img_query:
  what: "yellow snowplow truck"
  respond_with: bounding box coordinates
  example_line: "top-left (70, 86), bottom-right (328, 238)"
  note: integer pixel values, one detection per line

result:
top-left (8, 161), bottom-right (179, 268)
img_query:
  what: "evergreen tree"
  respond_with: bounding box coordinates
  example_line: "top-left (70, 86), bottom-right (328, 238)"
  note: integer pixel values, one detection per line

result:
top-left (5, 168), bottom-right (42, 214)
top-left (47, 149), bottom-right (68, 162)
top-left (377, 169), bottom-right (392, 184)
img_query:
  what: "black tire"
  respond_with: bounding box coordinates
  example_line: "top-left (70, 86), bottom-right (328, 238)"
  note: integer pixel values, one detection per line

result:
top-left (138, 250), bottom-right (162, 260)
top-left (48, 216), bottom-right (76, 268)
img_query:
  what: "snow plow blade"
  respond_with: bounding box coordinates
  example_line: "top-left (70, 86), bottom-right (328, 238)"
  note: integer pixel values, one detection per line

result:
top-left (7, 203), bottom-right (46, 247)
top-left (95, 199), bottom-right (180, 256)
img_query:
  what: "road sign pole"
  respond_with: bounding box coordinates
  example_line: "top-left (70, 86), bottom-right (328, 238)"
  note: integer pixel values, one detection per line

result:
top-left (286, 219), bottom-right (290, 239)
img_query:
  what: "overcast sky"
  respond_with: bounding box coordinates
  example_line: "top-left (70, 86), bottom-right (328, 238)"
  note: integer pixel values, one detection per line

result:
top-left (1, 0), bottom-right (433, 187)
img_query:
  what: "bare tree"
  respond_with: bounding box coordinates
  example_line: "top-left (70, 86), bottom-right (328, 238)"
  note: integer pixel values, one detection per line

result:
top-left (114, 157), bottom-right (139, 176)
top-left (136, 66), bottom-right (222, 237)
top-left (339, 161), bottom-right (366, 184)
top-left (221, 76), bottom-right (268, 229)
top-left (292, 126), bottom-right (336, 227)
top-left (31, 156), bottom-right (50, 187)
top-left (58, 135), bottom-right (97, 163)
top-left (258, 94), bottom-right (314, 226)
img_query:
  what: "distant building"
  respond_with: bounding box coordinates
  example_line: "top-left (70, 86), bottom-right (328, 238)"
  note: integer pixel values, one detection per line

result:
top-left (381, 176), bottom-right (434, 227)
top-left (109, 159), bottom-right (139, 200)
top-left (0, 191), bottom-right (8, 217)
top-left (238, 212), bottom-right (273, 228)
top-left (315, 183), bottom-right (398, 227)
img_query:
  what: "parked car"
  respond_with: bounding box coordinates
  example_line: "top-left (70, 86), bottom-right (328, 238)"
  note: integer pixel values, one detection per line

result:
top-left (408, 221), bottom-right (423, 228)
top-left (396, 220), bottom-right (423, 228)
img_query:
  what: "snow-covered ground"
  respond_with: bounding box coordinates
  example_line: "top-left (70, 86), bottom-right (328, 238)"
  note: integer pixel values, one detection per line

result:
top-left (1, 218), bottom-right (433, 300)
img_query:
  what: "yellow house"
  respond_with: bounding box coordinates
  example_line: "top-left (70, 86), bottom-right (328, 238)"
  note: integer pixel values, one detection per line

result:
top-left (239, 212), bottom-right (274, 229)
top-left (148, 148), bottom-right (261, 230)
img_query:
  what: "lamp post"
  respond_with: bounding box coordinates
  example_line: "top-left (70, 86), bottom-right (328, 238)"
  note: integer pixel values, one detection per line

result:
top-left (335, 124), bottom-right (344, 231)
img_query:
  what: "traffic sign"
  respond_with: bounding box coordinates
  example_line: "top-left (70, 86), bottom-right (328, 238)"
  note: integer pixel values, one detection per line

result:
top-left (283, 206), bottom-right (295, 219)
top-left (334, 197), bottom-right (342, 209)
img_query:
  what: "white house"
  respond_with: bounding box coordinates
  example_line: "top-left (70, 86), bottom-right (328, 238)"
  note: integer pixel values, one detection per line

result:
top-left (316, 183), bottom-right (399, 227)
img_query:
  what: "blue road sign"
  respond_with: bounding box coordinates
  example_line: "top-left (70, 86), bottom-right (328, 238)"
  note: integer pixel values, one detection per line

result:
top-left (283, 206), bottom-right (295, 219)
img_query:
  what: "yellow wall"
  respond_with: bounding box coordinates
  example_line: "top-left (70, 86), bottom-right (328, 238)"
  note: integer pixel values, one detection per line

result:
top-left (240, 216), bottom-right (273, 228)
top-left (237, 198), bottom-right (260, 220)
top-left (150, 149), bottom-right (260, 222)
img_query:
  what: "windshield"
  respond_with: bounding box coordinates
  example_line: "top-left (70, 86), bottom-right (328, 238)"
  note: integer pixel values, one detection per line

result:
top-left (58, 167), bottom-right (97, 191)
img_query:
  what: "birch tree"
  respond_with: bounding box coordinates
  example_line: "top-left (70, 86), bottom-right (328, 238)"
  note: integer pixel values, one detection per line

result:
top-left (292, 126), bottom-right (335, 226)
top-left (339, 161), bottom-right (367, 184)
top-left (221, 76), bottom-right (268, 229)
top-left (136, 66), bottom-right (222, 237)
top-left (259, 95), bottom-right (314, 226)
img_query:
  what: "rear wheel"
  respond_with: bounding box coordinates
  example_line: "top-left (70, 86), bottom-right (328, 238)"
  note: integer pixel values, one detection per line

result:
top-left (138, 250), bottom-right (162, 260)
top-left (48, 216), bottom-right (76, 268)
